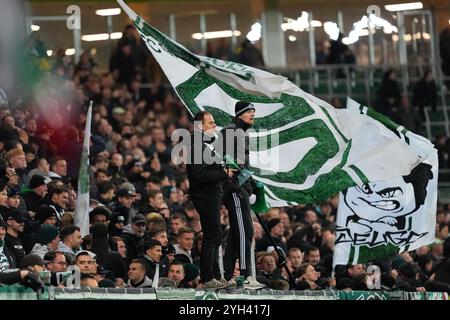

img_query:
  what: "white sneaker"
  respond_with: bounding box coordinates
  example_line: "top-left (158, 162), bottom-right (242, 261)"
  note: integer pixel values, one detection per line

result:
top-left (243, 276), bottom-right (266, 290)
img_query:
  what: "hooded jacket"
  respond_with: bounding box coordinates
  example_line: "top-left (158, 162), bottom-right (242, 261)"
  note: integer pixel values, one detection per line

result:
top-left (126, 275), bottom-right (153, 288)
top-left (30, 243), bottom-right (50, 259)
top-left (121, 224), bottom-right (144, 263)
top-left (23, 191), bottom-right (45, 213)
top-left (91, 226), bottom-right (128, 281)
top-left (108, 213), bottom-right (125, 237)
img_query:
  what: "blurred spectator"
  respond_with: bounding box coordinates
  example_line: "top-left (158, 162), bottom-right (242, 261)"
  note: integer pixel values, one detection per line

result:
top-left (412, 70), bottom-right (437, 118)
top-left (238, 40), bottom-right (264, 67)
top-left (294, 263), bottom-right (320, 290)
top-left (395, 96), bottom-right (423, 135)
top-left (174, 227), bottom-right (194, 264)
top-left (434, 134), bottom-right (448, 169)
top-left (121, 214), bottom-right (146, 262)
top-left (256, 218), bottom-right (287, 255)
top-left (30, 224), bottom-right (59, 258)
top-left (168, 260), bottom-right (185, 288)
top-left (376, 69), bottom-right (401, 118)
top-left (110, 39), bottom-right (137, 86)
top-left (4, 209), bottom-right (26, 266)
top-left (58, 226), bottom-right (82, 264)
top-left (439, 27), bottom-right (450, 88)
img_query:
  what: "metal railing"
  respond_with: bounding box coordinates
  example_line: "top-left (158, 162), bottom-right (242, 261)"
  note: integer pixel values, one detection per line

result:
top-left (0, 285), bottom-right (448, 300)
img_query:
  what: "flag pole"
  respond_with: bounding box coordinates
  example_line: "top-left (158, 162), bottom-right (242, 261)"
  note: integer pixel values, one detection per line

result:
top-left (74, 101), bottom-right (93, 237)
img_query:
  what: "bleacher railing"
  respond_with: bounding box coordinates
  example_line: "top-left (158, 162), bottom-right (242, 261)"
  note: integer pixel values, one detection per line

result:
top-left (0, 285), bottom-right (448, 300)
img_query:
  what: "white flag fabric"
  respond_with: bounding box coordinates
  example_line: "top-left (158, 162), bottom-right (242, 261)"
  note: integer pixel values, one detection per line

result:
top-left (333, 98), bottom-right (438, 265)
top-left (117, 0), bottom-right (422, 206)
top-left (74, 104), bottom-right (92, 237)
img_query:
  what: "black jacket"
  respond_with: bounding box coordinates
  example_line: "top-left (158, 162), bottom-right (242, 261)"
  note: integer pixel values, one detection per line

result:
top-left (186, 131), bottom-right (228, 199)
top-left (92, 242), bottom-right (128, 280)
top-left (140, 255), bottom-right (169, 281)
top-left (121, 227), bottom-right (144, 263)
top-left (110, 202), bottom-right (131, 223)
top-left (23, 191), bottom-right (44, 213)
top-left (256, 234), bottom-right (287, 256)
top-left (412, 79), bottom-right (437, 111)
top-left (5, 234), bottom-right (25, 266)
top-left (220, 118), bottom-right (254, 195)
top-left (47, 201), bottom-right (65, 222)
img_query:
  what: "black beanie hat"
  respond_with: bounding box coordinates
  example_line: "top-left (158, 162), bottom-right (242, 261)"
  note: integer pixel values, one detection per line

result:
top-left (89, 206), bottom-right (111, 222)
top-left (235, 101), bottom-right (255, 117)
top-left (36, 205), bottom-right (57, 224)
top-left (38, 224), bottom-right (59, 245)
top-left (29, 175), bottom-right (46, 189)
top-left (266, 218), bottom-right (282, 231)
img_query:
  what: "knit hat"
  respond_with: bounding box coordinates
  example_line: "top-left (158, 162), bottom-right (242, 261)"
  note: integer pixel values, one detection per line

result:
top-left (391, 255), bottom-right (407, 270)
top-left (98, 278), bottom-right (116, 288)
top-left (183, 263), bottom-right (200, 282)
top-left (144, 239), bottom-right (162, 251)
top-left (5, 209), bottom-right (26, 223)
top-left (110, 213), bottom-right (126, 225)
top-left (38, 224), bottom-right (59, 245)
top-left (21, 254), bottom-right (45, 268)
top-left (266, 218), bottom-right (282, 231)
top-left (29, 175), bottom-right (47, 189)
top-left (36, 205), bottom-right (57, 224)
top-left (234, 101), bottom-right (255, 117)
top-left (89, 206), bottom-right (111, 222)
top-left (165, 244), bottom-right (176, 255)
top-left (7, 187), bottom-right (20, 197)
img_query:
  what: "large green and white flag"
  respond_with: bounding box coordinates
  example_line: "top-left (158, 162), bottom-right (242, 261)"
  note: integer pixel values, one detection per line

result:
top-left (118, 0), bottom-right (422, 206)
top-left (74, 103), bottom-right (92, 237)
top-left (333, 98), bottom-right (438, 266)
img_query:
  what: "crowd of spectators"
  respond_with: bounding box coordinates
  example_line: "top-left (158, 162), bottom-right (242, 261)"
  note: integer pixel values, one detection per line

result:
top-left (0, 26), bottom-right (449, 293)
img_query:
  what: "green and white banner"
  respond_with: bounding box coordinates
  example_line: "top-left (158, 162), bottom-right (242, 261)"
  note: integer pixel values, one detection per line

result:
top-left (118, 0), bottom-right (422, 206)
top-left (74, 104), bottom-right (92, 237)
top-left (333, 98), bottom-right (438, 265)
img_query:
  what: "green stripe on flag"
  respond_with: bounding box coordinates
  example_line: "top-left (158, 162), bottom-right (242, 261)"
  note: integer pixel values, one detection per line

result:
top-left (319, 106), bottom-right (349, 143)
top-left (348, 245), bottom-right (355, 264)
top-left (176, 71), bottom-right (315, 130)
top-left (348, 164), bottom-right (369, 184)
top-left (260, 141), bottom-right (353, 203)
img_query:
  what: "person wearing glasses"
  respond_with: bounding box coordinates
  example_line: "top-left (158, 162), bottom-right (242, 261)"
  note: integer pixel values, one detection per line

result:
top-left (44, 251), bottom-right (67, 273)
